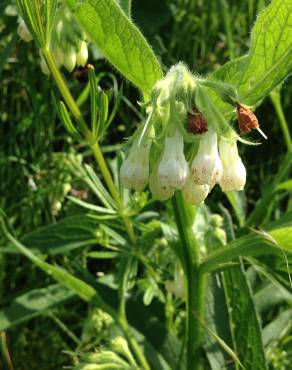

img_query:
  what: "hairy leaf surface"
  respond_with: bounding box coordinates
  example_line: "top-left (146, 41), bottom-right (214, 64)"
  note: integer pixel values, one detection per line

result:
top-left (65, 0), bottom-right (162, 97)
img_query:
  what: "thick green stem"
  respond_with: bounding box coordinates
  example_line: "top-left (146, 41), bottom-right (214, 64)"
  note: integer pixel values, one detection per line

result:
top-left (187, 268), bottom-right (207, 370)
top-left (172, 193), bottom-right (207, 370)
top-left (270, 90), bottom-right (292, 153)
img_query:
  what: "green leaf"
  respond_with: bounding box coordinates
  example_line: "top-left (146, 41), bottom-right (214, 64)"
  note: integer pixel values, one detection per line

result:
top-left (254, 282), bottom-right (292, 314)
top-left (210, 0), bottom-right (292, 116)
top-left (238, 0), bottom-right (292, 105)
top-left (21, 214), bottom-right (100, 255)
top-left (199, 231), bottom-right (286, 274)
top-left (262, 308), bottom-right (292, 347)
top-left (66, 0), bottom-right (163, 98)
top-left (269, 226), bottom-right (292, 251)
top-left (204, 276), bottom-right (234, 370)
top-left (222, 265), bottom-right (267, 370)
top-left (225, 191), bottom-right (246, 227)
top-left (0, 284), bottom-right (75, 331)
top-left (4, 228), bottom-right (98, 303)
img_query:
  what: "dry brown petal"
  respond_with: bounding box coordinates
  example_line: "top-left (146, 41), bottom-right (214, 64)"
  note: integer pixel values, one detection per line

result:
top-left (237, 104), bottom-right (259, 134)
top-left (188, 109), bottom-right (208, 134)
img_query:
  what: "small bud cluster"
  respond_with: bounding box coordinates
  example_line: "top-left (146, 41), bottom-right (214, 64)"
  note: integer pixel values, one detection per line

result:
top-left (120, 63), bottom-right (260, 204)
top-left (18, 5), bottom-right (89, 74)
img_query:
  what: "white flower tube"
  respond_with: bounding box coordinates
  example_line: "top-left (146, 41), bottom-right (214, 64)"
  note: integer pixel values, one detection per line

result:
top-left (120, 140), bottom-right (152, 191)
top-left (76, 41), bottom-right (88, 66)
top-left (191, 129), bottom-right (223, 185)
top-left (219, 139), bottom-right (246, 192)
top-left (157, 130), bottom-right (189, 190)
top-left (182, 177), bottom-right (209, 205)
top-left (149, 167), bottom-right (175, 201)
top-left (18, 19), bottom-right (33, 42)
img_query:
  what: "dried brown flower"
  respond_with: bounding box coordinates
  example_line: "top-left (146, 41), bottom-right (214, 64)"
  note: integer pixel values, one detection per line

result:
top-left (188, 109), bottom-right (208, 134)
top-left (237, 104), bottom-right (259, 134)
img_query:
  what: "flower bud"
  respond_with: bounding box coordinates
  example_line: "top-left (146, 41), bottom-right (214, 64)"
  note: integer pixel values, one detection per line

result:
top-left (18, 19), bottom-right (33, 42)
top-left (120, 140), bottom-right (151, 191)
top-left (76, 41), bottom-right (89, 67)
top-left (63, 46), bottom-right (76, 72)
top-left (182, 177), bottom-right (209, 205)
top-left (191, 129), bottom-right (223, 185)
top-left (157, 130), bottom-right (189, 190)
top-left (219, 140), bottom-right (246, 192)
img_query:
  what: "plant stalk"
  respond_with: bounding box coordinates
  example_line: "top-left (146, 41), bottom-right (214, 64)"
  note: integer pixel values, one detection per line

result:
top-left (172, 192), bottom-right (206, 370)
top-left (41, 48), bottom-right (148, 368)
top-left (270, 90), bottom-right (292, 153)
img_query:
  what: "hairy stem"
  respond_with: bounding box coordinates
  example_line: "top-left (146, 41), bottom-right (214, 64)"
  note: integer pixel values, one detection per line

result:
top-left (172, 192), bottom-right (206, 370)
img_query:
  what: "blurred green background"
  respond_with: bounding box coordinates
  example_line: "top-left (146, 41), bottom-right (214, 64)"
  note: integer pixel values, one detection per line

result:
top-left (0, 0), bottom-right (291, 369)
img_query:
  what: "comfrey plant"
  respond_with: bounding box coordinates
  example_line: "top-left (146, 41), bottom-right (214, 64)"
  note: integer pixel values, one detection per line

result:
top-left (2, 1), bottom-right (291, 370)
top-left (120, 63), bottom-right (253, 203)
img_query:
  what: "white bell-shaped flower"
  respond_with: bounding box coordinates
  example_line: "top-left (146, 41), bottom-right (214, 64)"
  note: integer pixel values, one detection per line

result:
top-left (76, 41), bottom-right (88, 67)
top-left (157, 130), bottom-right (189, 190)
top-left (219, 139), bottom-right (246, 192)
top-left (120, 140), bottom-right (152, 191)
top-left (18, 19), bottom-right (33, 42)
top-left (182, 177), bottom-right (209, 205)
top-left (191, 129), bottom-right (223, 185)
top-left (149, 167), bottom-right (175, 201)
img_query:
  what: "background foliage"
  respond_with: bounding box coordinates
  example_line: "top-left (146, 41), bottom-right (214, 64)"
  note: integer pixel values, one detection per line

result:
top-left (0, 0), bottom-right (291, 369)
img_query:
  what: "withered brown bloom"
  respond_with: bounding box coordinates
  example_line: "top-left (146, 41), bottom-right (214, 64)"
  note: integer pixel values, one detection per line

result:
top-left (237, 104), bottom-right (259, 134)
top-left (188, 109), bottom-right (208, 134)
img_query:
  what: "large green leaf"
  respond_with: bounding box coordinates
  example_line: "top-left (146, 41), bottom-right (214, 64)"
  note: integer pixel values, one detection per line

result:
top-left (65, 0), bottom-right (163, 97)
top-left (222, 265), bottom-right (267, 370)
top-left (0, 284), bottom-right (75, 331)
top-left (211, 0), bottom-right (292, 115)
top-left (21, 214), bottom-right (99, 255)
top-left (199, 231), bottom-right (287, 274)
top-left (204, 276), bottom-right (234, 370)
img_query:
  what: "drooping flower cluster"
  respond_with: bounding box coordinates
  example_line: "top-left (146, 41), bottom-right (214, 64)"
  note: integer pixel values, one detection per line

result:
top-left (120, 63), bottom-right (254, 204)
top-left (18, 4), bottom-right (89, 74)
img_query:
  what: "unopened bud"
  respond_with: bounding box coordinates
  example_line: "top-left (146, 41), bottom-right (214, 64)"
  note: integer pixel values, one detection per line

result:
top-left (63, 46), bottom-right (76, 72)
top-left (76, 41), bottom-right (89, 67)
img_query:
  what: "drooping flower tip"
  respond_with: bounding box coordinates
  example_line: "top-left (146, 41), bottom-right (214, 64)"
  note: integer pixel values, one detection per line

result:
top-left (191, 130), bottom-right (223, 186)
top-left (182, 177), bottom-right (209, 205)
top-left (120, 141), bottom-right (151, 192)
top-left (219, 139), bottom-right (246, 192)
top-left (157, 129), bottom-right (189, 190)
